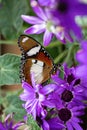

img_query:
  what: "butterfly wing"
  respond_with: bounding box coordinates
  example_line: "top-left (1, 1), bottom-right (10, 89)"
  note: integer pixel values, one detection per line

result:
top-left (18, 35), bottom-right (55, 85)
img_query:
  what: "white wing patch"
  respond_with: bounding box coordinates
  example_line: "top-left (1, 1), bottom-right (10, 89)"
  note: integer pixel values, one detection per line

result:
top-left (27, 45), bottom-right (41, 56)
top-left (22, 37), bottom-right (29, 43)
top-left (30, 60), bottom-right (44, 84)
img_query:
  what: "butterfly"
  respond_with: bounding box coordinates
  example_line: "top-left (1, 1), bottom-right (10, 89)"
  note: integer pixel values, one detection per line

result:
top-left (18, 34), bottom-right (57, 85)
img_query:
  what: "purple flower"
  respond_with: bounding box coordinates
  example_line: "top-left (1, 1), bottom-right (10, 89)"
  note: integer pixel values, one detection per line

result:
top-left (76, 40), bottom-right (87, 86)
top-left (21, 0), bottom-right (73, 46)
top-left (20, 73), bottom-right (57, 120)
top-left (49, 0), bottom-right (87, 41)
top-left (0, 114), bottom-right (24, 130)
top-left (36, 100), bottom-right (84, 130)
top-left (51, 64), bottom-right (87, 106)
top-left (57, 104), bottom-right (84, 130)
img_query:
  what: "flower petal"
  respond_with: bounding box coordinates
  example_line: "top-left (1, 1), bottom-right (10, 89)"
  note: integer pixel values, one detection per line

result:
top-left (71, 121), bottom-right (83, 130)
top-left (72, 117), bottom-right (81, 123)
top-left (38, 0), bottom-right (51, 6)
top-left (21, 15), bottom-right (44, 24)
top-left (43, 100), bottom-right (55, 108)
top-left (76, 65), bottom-right (87, 85)
top-left (43, 30), bottom-right (53, 46)
top-left (30, 0), bottom-right (47, 21)
top-left (24, 24), bottom-right (45, 34)
top-left (0, 122), bottom-right (5, 130)
top-left (20, 92), bottom-right (34, 101)
top-left (65, 32), bottom-right (74, 43)
top-left (55, 32), bottom-right (66, 43)
top-left (13, 122), bottom-right (24, 129)
top-left (41, 83), bottom-right (57, 95)
top-left (25, 99), bottom-right (35, 109)
top-left (42, 119), bottom-right (50, 130)
top-left (31, 72), bottom-right (36, 87)
top-left (22, 81), bottom-right (33, 91)
top-left (66, 122), bottom-right (73, 130)
top-left (76, 40), bottom-right (87, 64)
top-left (70, 20), bottom-right (82, 40)
top-left (48, 117), bottom-right (65, 129)
top-left (75, 3), bottom-right (87, 15)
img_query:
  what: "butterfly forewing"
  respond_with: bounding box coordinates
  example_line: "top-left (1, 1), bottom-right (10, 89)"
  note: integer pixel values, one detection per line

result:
top-left (18, 35), bottom-right (56, 85)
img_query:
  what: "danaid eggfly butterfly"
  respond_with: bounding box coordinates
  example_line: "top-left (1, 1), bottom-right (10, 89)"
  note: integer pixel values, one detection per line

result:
top-left (18, 34), bottom-right (57, 85)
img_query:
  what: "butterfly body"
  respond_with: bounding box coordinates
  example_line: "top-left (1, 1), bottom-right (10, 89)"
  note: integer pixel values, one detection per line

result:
top-left (18, 35), bottom-right (57, 85)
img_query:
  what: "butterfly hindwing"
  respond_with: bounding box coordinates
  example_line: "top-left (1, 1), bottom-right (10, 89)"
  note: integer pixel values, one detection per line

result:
top-left (18, 35), bottom-right (56, 85)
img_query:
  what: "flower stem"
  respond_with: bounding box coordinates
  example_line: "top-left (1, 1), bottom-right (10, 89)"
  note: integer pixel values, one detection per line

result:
top-left (0, 40), bottom-right (17, 44)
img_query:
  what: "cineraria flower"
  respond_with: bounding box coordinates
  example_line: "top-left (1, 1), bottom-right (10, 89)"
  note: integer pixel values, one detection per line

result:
top-left (51, 64), bottom-right (87, 106)
top-left (21, 0), bottom-right (73, 46)
top-left (76, 40), bottom-right (87, 86)
top-left (20, 73), bottom-right (57, 120)
top-left (0, 114), bottom-right (24, 130)
top-left (49, 0), bottom-right (87, 41)
top-left (37, 100), bottom-right (84, 130)
top-left (57, 104), bottom-right (85, 130)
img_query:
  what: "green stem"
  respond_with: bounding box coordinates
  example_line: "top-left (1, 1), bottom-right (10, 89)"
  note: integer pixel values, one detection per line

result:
top-left (0, 40), bottom-right (17, 44)
top-left (64, 43), bottom-right (79, 64)
top-left (46, 41), bottom-right (61, 48)
top-left (54, 50), bottom-right (68, 64)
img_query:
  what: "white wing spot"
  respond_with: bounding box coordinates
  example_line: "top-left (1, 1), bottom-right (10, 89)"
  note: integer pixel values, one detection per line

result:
top-left (32, 60), bottom-right (44, 67)
top-left (30, 60), bottom-right (44, 84)
top-left (27, 45), bottom-right (41, 56)
top-left (22, 37), bottom-right (29, 43)
top-left (37, 61), bottom-right (44, 67)
top-left (32, 59), bottom-right (36, 63)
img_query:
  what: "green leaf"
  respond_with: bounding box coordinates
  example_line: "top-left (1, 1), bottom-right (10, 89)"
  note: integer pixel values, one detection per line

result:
top-left (0, 0), bottom-right (28, 39)
top-left (0, 53), bottom-right (21, 86)
top-left (46, 40), bottom-right (67, 64)
top-left (27, 115), bottom-right (41, 130)
top-left (5, 93), bottom-right (41, 129)
top-left (5, 94), bottom-right (26, 121)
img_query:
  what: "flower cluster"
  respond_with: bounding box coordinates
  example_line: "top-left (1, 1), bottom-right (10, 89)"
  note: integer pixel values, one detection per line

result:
top-left (20, 61), bottom-right (87, 130)
top-left (21, 0), bottom-right (87, 46)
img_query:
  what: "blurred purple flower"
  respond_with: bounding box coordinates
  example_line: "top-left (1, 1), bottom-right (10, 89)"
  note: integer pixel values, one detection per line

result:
top-left (20, 73), bottom-right (57, 120)
top-left (76, 40), bottom-right (87, 86)
top-left (0, 114), bottom-right (24, 130)
top-left (49, 0), bottom-right (87, 41)
top-left (38, 0), bottom-right (51, 6)
top-left (37, 0), bottom-right (55, 7)
top-left (21, 0), bottom-right (73, 46)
